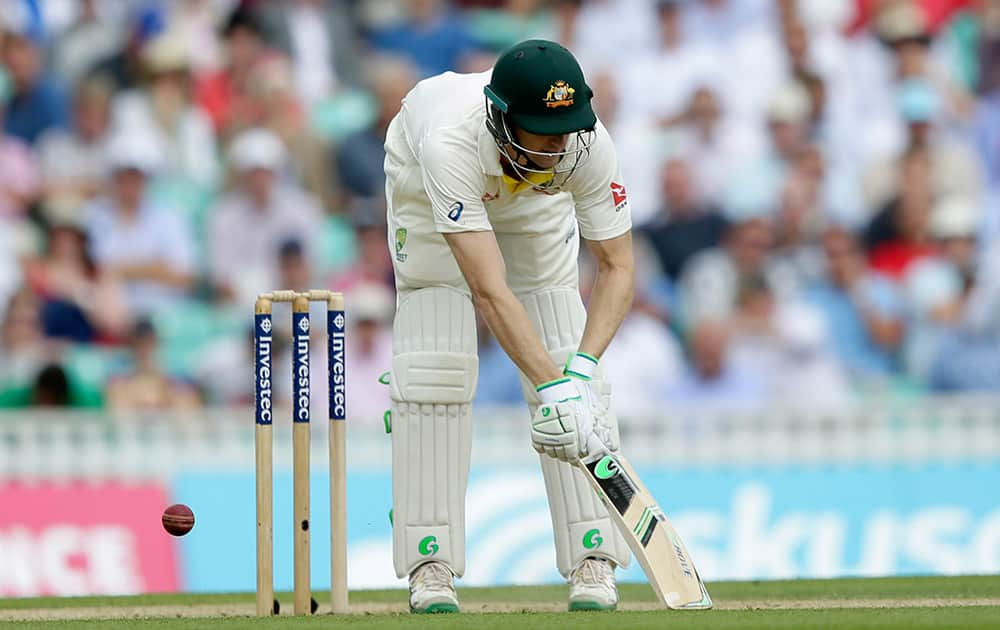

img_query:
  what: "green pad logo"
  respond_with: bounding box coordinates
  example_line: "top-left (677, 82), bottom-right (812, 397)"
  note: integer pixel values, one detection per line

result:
top-left (418, 535), bottom-right (439, 556)
top-left (583, 528), bottom-right (603, 549)
top-left (594, 455), bottom-right (619, 479)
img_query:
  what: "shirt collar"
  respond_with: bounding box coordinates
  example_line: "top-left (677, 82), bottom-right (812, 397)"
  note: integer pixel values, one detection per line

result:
top-left (502, 171), bottom-right (552, 194)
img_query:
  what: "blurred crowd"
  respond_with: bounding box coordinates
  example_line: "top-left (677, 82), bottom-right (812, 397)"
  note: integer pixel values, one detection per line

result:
top-left (0, 0), bottom-right (998, 420)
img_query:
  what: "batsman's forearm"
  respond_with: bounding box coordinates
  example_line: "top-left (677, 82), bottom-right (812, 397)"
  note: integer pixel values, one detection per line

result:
top-left (473, 288), bottom-right (563, 387)
top-left (578, 264), bottom-right (633, 359)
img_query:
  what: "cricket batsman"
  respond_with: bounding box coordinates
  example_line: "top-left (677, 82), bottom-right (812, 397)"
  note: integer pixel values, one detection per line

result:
top-left (384, 39), bottom-right (634, 613)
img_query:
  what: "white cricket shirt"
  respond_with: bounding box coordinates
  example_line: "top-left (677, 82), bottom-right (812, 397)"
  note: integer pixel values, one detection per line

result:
top-left (384, 70), bottom-right (632, 294)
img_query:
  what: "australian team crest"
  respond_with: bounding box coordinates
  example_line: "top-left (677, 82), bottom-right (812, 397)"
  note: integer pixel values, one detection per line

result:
top-left (544, 80), bottom-right (575, 108)
top-left (394, 227), bottom-right (407, 262)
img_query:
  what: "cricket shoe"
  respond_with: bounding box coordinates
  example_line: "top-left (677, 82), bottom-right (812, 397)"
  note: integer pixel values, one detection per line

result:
top-left (568, 557), bottom-right (618, 611)
top-left (409, 561), bottom-right (459, 613)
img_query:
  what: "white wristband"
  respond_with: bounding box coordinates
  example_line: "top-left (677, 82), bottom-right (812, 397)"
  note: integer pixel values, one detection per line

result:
top-left (564, 352), bottom-right (598, 380)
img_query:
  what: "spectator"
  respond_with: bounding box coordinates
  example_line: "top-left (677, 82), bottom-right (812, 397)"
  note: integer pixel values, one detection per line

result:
top-left (976, 88), bottom-right (1000, 193)
top-left (678, 215), bottom-right (776, 325)
top-left (257, 0), bottom-right (360, 106)
top-left (972, 1), bottom-right (1000, 96)
top-left (620, 0), bottom-right (714, 123)
top-left (772, 300), bottom-right (853, 406)
top-left (37, 73), bottom-right (114, 209)
top-left (551, 0), bottom-right (581, 51)
top-left (195, 325), bottom-right (290, 407)
top-left (863, 78), bottom-right (983, 212)
top-left (0, 288), bottom-right (47, 387)
top-left (90, 4), bottom-right (167, 92)
top-left (276, 239), bottom-right (314, 293)
top-left (687, 0), bottom-right (786, 125)
top-left (22, 217), bottom-right (130, 343)
top-left (563, 0), bottom-right (658, 72)
top-left (865, 149), bottom-right (939, 279)
top-left (240, 50), bottom-right (333, 206)
top-left (0, 227), bottom-right (23, 320)
top-left (335, 55), bottom-right (418, 201)
top-left (85, 134), bottom-right (197, 317)
top-left (328, 209), bottom-right (394, 292)
top-left (767, 169), bottom-right (827, 297)
top-left (669, 318), bottom-right (767, 408)
top-left (663, 86), bottom-right (762, 208)
top-left (196, 6), bottom-right (282, 136)
top-left (1, 28), bottom-right (69, 144)
top-left (902, 196), bottom-right (999, 387)
top-left (106, 318), bottom-right (202, 411)
top-left (722, 81), bottom-right (813, 219)
top-left (0, 362), bottom-right (103, 408)
top-left (729, 278), bottom-right (851, 406)
top-left (368, 0), bottom-right (477, 78)
top-left (208, 128), bottom-right (323, 304)
top-left (807, 226), bottom-right (904, 382)
top-left (51, 0), bottom-right (124, 87)
top-left (598, 294), bottom-right (686, 416)
top-left (852, 2), bottom-right (973, 169)
top-left (110, 31), bottom-right (219, 186)
top-left (641, 157), bottom-right (727, 282)
top-left (0, 0), bottom-right (993, 406)
top-left (876, 2), bottom-right (969, 118)
top-left (682, 0), bottom-right (775, 46)
top-left (163, 0), bottom-right (227, 74)
top-left (464, 0), bottom-right (555, 53)
top-left (0, 107), bottom-right (41, 223)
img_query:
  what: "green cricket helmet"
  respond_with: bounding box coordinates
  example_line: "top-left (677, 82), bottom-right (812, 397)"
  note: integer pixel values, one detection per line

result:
top-left (484, 39), bottom-right (597, 191)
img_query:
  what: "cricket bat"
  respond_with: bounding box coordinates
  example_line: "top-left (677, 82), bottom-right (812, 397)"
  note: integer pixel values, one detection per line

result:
top-left (578, 441), bottom-right (713, 610)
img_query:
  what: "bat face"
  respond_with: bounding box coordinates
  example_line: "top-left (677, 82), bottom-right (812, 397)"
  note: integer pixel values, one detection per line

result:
top-left (581, 451), bottom-right (713, 610)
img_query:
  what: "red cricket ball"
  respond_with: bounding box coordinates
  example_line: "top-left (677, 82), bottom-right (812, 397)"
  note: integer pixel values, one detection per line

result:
top-left (162, 503), bottom-right (195, 536)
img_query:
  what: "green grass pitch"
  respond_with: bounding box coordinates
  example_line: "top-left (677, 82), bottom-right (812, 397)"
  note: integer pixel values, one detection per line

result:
top-left (1, 576), bottom-right (998, 629)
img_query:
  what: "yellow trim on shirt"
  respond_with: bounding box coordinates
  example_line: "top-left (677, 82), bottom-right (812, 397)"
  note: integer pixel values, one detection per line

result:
top-left (502, 171), bottom-right (552, 194)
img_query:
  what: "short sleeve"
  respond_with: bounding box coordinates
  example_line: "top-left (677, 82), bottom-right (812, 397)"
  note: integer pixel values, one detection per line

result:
top-left (566, 120), bottom-right (632, 241)
top-left (420, 136), bottom-right (492, 233)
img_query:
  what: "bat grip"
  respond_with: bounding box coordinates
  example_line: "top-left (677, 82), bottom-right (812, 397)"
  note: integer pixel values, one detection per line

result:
top-left (580, 433), bottom-right (609, 464)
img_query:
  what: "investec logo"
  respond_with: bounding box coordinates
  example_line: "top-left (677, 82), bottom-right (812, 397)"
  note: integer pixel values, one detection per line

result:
top-left (295, 330), bottom-right (310, 421)
top-left (256, 320), bottom-right (272, 424)
top-left (330, 321), bottom-right (346, 418)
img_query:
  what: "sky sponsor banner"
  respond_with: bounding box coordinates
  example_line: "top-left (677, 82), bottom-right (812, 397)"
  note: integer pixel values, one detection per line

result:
top-left (0, 482), bottom-right (179, 596)
top-left (175, 463), bottom-right (1000, 592)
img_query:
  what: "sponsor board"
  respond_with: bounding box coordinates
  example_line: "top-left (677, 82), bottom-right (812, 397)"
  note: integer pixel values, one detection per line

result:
top-left (0, 482), bottom-right (180, 596)
top-left (174, 463), bottom-right (1000, 592)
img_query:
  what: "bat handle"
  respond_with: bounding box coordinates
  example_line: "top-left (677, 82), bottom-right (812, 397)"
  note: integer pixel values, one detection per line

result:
top-left (580, 433), bottom-right (609, 464)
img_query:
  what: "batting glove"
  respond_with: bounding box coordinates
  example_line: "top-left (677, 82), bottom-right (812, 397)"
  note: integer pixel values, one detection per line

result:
top-left (532, 377), bottom-right (611, 461)
top-left (563, 352), bottom-right (619, 451)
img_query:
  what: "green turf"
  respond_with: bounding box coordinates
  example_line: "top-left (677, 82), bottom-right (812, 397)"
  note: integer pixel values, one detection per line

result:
top-left (5, 608), bottom-right (1000, 630)
top-left (2, 576), bottom-right (998, 629)
top-left (4, 575), bottom-right (998, 611)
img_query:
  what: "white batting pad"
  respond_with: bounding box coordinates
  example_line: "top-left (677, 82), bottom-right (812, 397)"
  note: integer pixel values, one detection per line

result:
top-left (391, 287), bottom-right (478, 578)
top-left (518, 288), bottom-right (631, 576)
